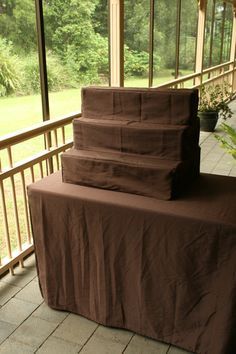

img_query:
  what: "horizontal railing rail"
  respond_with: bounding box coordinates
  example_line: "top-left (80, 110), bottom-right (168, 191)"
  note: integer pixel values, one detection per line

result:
top-left (156, 60), bottom-right (236, 92)
top-left (0, 113), bottom-right (79, 149)
top-left (0, 112), bottom-right (80, 276)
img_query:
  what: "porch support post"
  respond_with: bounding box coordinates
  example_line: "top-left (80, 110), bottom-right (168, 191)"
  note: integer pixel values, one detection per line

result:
top-left (230, 3), bottom-right (236, 92)
top-left (195, 0), bottom-right (207, 87)
top-left (35, 0), bottom-right (50, 121)
top-left (149, 0), bottom-right (154, 87)
top-left (35, 0), bottom-right (53, 173)
top-left (109, 0), bottom-right (124, 87)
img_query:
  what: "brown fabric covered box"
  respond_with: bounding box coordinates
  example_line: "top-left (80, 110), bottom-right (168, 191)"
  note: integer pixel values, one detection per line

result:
top-left (141, 90), bottom-right (198, 124)
top-left (61, 148), bottom-right (195, 200)
top-left (62, 86), bottom-right (200, 200)
top-left (81, 86), bottom-right (198, 125)
top-left (73, 117), bottom-right (198, 160)
top-left (82, 87), bottom-right (141, 121)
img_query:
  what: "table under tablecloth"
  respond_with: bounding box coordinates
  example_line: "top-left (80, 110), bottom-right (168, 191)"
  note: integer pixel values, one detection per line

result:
top-left (28, 172), bottom-right (236, 354)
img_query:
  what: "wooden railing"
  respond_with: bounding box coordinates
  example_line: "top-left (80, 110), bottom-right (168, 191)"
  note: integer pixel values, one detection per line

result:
top-left (157, 60), bottom-right (236, 91)
top-left (0, 60), bottom-right (235, 277)
top-left (0, 113), bottom-right (80, 276)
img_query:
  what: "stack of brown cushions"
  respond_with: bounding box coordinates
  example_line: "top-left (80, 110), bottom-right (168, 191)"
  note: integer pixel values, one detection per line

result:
top-left (61, 87), bottom-right (200, 200)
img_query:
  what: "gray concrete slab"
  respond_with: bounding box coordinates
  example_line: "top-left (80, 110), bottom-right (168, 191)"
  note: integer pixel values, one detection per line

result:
top-left (33, 302), bottom-right (69, 325)
top-left (0, 281), bottom-right (21, 306)
top-left (123, 334), bottom-right (169, 354)
top-left (53, 313), bottom-right (98, 346)
top-left (14, 280), bottom-right (44, 305)
top-left (36, 336), bottom-right (82, 354)
top-left (10, 316), bottom-right (57, 351)
top-left (0, 321), bottom-right (16, 345)
top-left (0, 297), bottom-right (38, 326)
top-left (0, 339), bottom-right (34, 354)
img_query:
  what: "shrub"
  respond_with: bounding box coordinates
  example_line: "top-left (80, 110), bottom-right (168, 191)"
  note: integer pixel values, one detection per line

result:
top-left (125, 47), bottom-right (149, 77)
top-left (64, 34), bottom-right (109, 85)
top-left (17, 52), bottom-right (76, 95)
top-left (0, 37), bottom-right (19, 96)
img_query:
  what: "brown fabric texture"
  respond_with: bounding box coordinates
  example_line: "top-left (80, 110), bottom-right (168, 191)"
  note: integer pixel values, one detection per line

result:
top-left (28, 172), bottom-right (236, 354)
top-left (73, 117), bottom-right (197, 160)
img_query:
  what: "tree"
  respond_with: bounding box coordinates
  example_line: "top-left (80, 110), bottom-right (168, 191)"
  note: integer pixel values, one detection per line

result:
top-left (43, 0), bottom-right (109, 83)
top-left (124, 0), bottom-right (150, 53)
top-left (0, 0), bottom-right (36, 54)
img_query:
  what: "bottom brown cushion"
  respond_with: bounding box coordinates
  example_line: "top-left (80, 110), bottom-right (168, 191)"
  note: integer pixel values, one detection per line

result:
top-left (61, 149), bottom-right (195, 200)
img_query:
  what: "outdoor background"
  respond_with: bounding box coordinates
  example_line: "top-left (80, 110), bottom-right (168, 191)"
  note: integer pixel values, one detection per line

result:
top-left (0, 0), bottom-right (233, 135)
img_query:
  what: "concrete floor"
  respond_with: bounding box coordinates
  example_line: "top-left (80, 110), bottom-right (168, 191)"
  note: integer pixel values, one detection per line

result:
top-left (0, 103), bottom-right (235, 353)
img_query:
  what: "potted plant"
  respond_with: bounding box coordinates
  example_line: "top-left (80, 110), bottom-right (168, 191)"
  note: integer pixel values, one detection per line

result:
top-left (198, 82), bottom-right (233, 132)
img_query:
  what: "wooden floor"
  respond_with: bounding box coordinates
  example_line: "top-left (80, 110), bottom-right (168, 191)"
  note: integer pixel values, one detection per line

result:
top-left (0, 103), bottom-right (235, 354)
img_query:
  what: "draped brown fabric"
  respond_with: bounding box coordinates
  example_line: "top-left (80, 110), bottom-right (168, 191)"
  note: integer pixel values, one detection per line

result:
top-left (28, 172), bottom-right (236, 354)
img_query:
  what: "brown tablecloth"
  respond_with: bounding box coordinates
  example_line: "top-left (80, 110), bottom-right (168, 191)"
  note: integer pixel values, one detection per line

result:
top-left (28, 172), bottom-right (236, 354)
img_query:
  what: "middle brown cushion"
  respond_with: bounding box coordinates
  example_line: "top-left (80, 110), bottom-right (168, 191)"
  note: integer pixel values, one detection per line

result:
top-left (73, 117), bottom-right (196, 161)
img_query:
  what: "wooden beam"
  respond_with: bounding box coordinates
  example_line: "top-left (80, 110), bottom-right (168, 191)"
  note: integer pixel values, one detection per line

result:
top-left (230, 3), bottom-right (236, 61)
top-left (109, 0), bottom-right (124, 87)
top-left (230, 2), bottom-right (236, 91)
top-left (195, 0), bottom-right (207, 85)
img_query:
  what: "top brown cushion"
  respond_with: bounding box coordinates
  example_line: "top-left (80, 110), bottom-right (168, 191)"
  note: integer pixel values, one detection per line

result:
top-left (81, 87), bottom-right (198, 125)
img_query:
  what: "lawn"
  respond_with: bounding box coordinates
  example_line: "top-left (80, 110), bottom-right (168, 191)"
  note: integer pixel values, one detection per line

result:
top-left (0, 88), bottom-right (82, 136)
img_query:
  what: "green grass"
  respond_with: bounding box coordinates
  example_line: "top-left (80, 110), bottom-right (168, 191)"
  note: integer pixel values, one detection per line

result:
top-left (0, 88), bottom-right (82, 136)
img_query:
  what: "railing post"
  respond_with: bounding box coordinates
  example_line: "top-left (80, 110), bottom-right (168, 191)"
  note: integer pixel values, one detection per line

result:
top-left (109, 0), bottom-right (124, 87)
top-left (195, 0), bottom-right (207, 87)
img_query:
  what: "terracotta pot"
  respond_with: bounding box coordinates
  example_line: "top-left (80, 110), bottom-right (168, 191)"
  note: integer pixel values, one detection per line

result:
top-left (198, 111), bottom-right (219, 132)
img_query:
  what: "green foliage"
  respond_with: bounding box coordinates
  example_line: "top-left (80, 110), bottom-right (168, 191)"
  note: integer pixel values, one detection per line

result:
top-left (17, 53), bottom-right (76, 95)
top-left (0, 37), bottom-right (19, 96)
top-left (0, 0), bottom-right (15, 15)
top-left (0, 0), bottom-right (110, 95)
top-left (199, 83), bottom-right (233, 120)
top-left (152, 0), bottom-right (198, 72)
top-left (125, 47), bottom-right (149, 77)
top-left (215, 123), bottom-right (236, 159)
top-left (179, 37), bottom-right (196, 70)
top-left (64, 34), bottom-right (108, 85)
top-left (92, 0), bottom-right (108, 37)
top-left (43, 0), bottom-right (108, 84)
top-left (0, 0), bottom-right (37, 54)
top-left (124, 0), bottom-right (150, 53)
